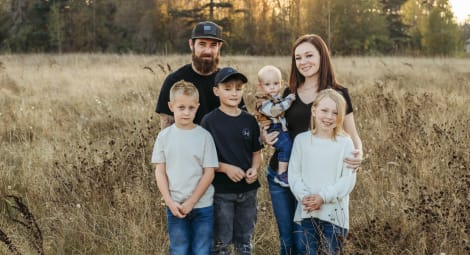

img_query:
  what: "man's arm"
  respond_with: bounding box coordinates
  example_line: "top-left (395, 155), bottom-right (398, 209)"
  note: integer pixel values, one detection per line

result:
top-left (156, 74), bottom-right (175, 129)
top-left (159, 113), bottom-right (174, 130)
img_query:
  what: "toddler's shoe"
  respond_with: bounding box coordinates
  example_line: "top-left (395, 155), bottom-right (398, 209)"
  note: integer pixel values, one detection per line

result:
top-left (274, 172), bottom-right (289, 187)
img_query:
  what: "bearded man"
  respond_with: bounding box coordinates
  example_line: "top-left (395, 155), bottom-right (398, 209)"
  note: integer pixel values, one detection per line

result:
top-left (156, 21), bottom-right (244, 129)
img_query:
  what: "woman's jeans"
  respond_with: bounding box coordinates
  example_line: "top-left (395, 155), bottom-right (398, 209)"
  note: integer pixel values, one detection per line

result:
top-left (301, 218), bottom-right (348, 255)
top-left (267, 166), bottom-right (306, 255)
top-left (166, 205), bottom-right (214, 255)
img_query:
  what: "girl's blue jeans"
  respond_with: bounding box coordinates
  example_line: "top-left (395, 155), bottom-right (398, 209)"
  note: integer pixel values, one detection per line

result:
top-left (301, 218), bottom-right (348, 255)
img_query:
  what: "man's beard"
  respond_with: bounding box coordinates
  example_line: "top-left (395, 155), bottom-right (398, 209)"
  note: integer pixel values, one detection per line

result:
top-left (192, 50), bottom-right (219, 74)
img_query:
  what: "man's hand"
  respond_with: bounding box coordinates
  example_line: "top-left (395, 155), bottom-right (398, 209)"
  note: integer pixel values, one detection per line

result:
top-left (245, 168), bottom-right (258, 184)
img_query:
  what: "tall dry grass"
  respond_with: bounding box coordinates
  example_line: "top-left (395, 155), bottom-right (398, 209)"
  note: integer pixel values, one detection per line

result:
top-left (0, 54), bottom-right (469, 254)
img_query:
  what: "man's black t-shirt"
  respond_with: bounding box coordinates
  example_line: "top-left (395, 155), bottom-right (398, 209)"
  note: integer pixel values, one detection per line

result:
top-left (156, 64), bottom-right (220, 124)
top-left (156, 64), bottom-right (246, 124)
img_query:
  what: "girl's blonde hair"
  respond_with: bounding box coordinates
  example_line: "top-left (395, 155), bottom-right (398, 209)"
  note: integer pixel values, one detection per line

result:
top-left (310, 88), bottom-right (347, 139)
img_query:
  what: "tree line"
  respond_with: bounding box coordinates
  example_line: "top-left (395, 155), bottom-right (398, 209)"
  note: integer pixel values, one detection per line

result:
top-left (0, 0), bottom-right (469, 55)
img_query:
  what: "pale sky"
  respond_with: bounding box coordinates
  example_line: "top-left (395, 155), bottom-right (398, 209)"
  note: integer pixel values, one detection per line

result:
top-left (449, 0), bottom-right (470, 23)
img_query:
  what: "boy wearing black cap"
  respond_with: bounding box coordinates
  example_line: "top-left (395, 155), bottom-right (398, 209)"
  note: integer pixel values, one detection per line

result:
top-left (156, 21), bottom-right (245, 129)
top-left (200, 67), bottom-right (263, 255)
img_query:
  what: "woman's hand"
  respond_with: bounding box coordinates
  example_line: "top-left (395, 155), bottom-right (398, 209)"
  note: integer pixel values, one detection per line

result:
top-left (344, 149), bottom-right (363, 171)
top-left (261, 126), bottom-right (279, 146)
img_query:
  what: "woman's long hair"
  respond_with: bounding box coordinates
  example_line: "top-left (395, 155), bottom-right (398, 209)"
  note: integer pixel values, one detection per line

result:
top-left (289, 34), bottom-right (342, 93)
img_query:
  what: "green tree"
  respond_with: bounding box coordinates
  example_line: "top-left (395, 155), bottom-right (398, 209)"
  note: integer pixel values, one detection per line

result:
top-left (331, 0), bottom-right (389, 55)
top-left (302, 0), bottom-right (329, 42)
top-left (0, 1), bottom-right (12, 50)
top-left (5, 0), bottom-right (51, 52)
top-left (422, 0), bottom-right (460, 55)
top-left (380, 0), bottom-right (410, 53)
top-left (47, 1), bottom-right (66, 53)
top-left (401, 0), bottom-right (425, 53)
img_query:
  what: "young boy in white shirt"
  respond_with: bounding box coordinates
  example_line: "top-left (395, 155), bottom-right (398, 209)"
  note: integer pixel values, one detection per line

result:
top-left (152, 80), bottom-right (218, 255)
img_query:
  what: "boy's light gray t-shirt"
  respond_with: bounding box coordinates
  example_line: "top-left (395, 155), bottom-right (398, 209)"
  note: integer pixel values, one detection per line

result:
top-left (151, 124), bottom-right (218, 208)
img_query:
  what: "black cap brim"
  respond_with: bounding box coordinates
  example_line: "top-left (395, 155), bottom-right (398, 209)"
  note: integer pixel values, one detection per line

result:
top-left (215, 73), bottom-right (248, 86)
top-left (191, 36), bottom-right (224, 42)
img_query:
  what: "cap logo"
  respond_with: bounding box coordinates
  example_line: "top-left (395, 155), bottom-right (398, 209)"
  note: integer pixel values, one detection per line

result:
top-left (203, 25), bottom-right (216, 35)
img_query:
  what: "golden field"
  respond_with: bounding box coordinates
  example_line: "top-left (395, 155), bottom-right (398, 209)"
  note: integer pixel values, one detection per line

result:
top-left (0, 54), bottom-right (469, 254)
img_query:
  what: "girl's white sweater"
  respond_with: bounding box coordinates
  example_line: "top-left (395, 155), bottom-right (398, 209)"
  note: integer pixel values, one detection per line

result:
top-left (289, 132), bottom-right (356, 229)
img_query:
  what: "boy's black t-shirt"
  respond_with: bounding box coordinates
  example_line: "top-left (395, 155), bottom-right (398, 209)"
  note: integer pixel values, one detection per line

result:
top-left (155, 64), bottom-right (246, 124)
top-left (201, 108), bottom-right (263, 193)
top-left (268, 86), bottom-right (354, 171)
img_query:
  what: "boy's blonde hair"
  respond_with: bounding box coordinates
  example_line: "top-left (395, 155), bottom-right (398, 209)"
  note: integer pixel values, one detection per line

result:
top-left (257, 65), bottom-right (282, 83)
top-left (169, 80), bottom-right (199, 102)
top-left (310, 88), bottom-right (347, 139)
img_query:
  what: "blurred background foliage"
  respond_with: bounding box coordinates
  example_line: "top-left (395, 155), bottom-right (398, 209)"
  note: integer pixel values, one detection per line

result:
top-left (0, 0), bottom-right (469, 56)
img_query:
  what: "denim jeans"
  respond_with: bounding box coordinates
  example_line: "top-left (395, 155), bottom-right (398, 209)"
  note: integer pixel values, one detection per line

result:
top-left (212, 189), bottom-right (258, 255)
top-left (301, 218), bottom-right (348, 255)
top-left (267, 167), bottom-right (306, 255)
top-left (166, 205), bottom-right (214, 255)
top-left (268, 123), bottom-right (293, 163)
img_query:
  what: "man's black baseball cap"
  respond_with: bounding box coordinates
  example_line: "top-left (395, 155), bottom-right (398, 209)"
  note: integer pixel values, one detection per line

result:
top-left (191, 21), bottom-right (224, 42)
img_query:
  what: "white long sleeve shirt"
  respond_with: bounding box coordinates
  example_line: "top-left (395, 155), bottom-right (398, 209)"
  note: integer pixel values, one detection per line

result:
top-left (288, 132), bottom-right (356, 229)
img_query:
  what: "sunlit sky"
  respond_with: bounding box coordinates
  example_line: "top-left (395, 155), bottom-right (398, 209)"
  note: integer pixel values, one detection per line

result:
top-left (449, 0), bottom-right (470, 23)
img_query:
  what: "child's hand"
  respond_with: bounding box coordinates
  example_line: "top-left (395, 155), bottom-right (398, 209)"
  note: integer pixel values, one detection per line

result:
top-left (167, 200), bottom-right (186, 218)
top-left (245, 168), bottom-right (258, 184)
top-left (225, 165), bottom-right (246, 182)
top-left (302, 194), bottom-right (323, 212)
top-left (181, 200), bottom-right (196, 215)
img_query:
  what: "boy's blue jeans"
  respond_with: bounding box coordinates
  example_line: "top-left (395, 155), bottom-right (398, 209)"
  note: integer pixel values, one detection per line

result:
top-left (268, 123), bottom-right (292, 163)
top-left (166, 205), bottom-right (214, 255)
top-left (212, 189), bottom-right (257, 255)
top-left (267, 167), bottom-right (306, 255)
top-left (301, 218), bottom-right (348, 255)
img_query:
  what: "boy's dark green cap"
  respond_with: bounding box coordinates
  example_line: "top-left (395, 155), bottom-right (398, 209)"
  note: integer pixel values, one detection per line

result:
top-left (214, 67), bottom-right (248, 86)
